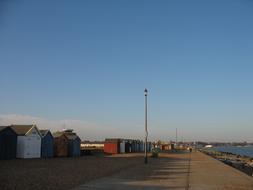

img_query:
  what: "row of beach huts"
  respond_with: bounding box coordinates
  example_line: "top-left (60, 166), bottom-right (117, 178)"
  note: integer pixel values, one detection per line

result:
top-left (0, 125), bottom-right (152, 160)
top-left (0, 125), bottom-right (81, 160)
top-left (104, 138), bottom-right (152, 154)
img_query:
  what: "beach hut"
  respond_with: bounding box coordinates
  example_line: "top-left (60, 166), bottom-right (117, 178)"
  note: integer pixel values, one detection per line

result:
top-left (134, 140), bottom-right (139, 152)
top-left (0, 126), bottom-right (17, 160)
top-left (120, 140), bottom-right (125, 153)
top-left (104, 138), bottom-right (120, 154)
top-left (53, 132), bottom-right (69, 157)
top-left (132, 140), bottom-right (137, 152)
top-left (10, 125), bottom-right (41, 159)
top-left (137, 141), bottom-right (140, 152)
top-left (169, 143), bottom-right (175, 150)
top-left (135, 140), bottom-right (140, 152)
top-left (53, 129), bottom-right (81, 157)
top-left (40, 130), bottom-right (54, 158)
top-left (140, 141), bottom-right (144, 152)
top-left (129, 140), bottom-right (133, 153)
top-left (64, 131), bottom-right (81, 157)
top-left (125, 140), bottom-right (131, 153)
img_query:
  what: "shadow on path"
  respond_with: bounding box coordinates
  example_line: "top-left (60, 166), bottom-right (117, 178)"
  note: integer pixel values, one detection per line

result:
top-left (73, 151), bottom-right (191, 190)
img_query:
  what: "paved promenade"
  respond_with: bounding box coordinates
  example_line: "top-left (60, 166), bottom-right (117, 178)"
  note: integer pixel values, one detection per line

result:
top-left (190, 151), bottom-right (253, 190)
top-left (73, 151), bottom-right (253, 190)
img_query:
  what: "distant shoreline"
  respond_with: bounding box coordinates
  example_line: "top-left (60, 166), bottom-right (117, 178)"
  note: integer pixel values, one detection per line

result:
top-left (211, 145), bottom-right (253, 158)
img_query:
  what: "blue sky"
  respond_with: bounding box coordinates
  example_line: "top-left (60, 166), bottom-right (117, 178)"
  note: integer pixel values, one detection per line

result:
top-left (0, 0), bottom-right (253, 141)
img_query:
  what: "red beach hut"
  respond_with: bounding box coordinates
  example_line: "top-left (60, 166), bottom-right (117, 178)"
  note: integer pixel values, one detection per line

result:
top-left (104, 138), bottom-right (121, 154)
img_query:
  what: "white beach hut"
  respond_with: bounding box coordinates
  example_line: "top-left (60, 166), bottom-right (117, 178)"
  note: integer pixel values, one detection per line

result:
top-left (10, 125), bottom-right (41, 158)
top-left (120, 140), bottom-right (125, 153)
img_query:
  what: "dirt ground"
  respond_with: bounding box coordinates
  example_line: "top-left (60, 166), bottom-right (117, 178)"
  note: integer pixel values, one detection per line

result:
top-left (0, 153), bottom-right (144, 190)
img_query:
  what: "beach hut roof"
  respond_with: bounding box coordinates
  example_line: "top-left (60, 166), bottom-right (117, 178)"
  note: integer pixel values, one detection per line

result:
top-left (62, 129), bottom-right (74, 133)
top-left (105, 138), bottom-right (121, 143)
top-left (53, 131), bottom-right (65, 138)
top-left (53, 131), bottom-right (80, 140)
top-left (10, 125), bottom-right (40, 136)
top-left (40, 129), bottom-right (51, 137)
top-left (0, 126), bottom-right (17, 134)
top-left (65, 133), bottom-right (79, 140)
top-left (0, 126), bottom-right (8, 131)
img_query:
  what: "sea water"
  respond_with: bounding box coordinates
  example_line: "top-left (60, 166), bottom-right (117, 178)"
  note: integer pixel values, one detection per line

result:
top-left (212, 146), bottom-right (253, 158)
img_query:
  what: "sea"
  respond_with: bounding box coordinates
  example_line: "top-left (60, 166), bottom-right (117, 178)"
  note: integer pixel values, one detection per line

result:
top-left (212, 146), bottom-right (253, 158)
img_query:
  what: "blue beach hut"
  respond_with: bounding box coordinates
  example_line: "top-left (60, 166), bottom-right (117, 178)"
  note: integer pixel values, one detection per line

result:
top-left (0, 126), bottom-right (17, 160)
top-left (40, 130), bottom-right (54, 158)
top-left (65, 132), bottom-right (81, 157)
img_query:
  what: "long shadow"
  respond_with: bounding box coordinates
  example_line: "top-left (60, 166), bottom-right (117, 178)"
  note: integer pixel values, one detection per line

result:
top-left (75, 152), bottom-right (192, 190)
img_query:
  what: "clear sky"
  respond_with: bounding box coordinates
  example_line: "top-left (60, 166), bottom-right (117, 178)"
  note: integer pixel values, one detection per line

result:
top-left (0, 0), bottom-right (253, 142)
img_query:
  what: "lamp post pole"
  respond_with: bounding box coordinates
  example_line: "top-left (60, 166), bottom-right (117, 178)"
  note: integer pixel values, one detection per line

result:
top-left (144, 88), bottom-right (148, 164)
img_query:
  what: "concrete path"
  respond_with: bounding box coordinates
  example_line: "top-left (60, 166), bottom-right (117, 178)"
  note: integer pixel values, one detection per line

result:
top-left (73, 151), bottom-right (253, 190)
top-left (189, 151), bottom-right (253, 190)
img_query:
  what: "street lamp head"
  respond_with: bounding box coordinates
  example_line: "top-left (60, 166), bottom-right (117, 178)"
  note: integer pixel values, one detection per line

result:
top-left (144, 88), bottom-right (148, 96)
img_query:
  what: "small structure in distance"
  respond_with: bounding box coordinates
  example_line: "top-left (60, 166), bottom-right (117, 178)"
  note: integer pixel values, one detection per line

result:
top-left (10, 124), bottom-right (41, 159)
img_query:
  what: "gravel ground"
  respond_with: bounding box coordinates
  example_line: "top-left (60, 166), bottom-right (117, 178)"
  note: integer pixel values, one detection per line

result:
top-left (0, 154), bottom-right (144, 190)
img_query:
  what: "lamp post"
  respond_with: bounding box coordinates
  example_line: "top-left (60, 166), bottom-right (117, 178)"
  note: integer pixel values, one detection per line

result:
top-left (144, 88), bottom-right (148, 164)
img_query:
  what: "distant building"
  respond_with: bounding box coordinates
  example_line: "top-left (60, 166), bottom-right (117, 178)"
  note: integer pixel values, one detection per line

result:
top-left (124, 140), bottom-right (132, 153)
top-left (161, 144), bottom-right (169, 150)
top-left (169, 143), bottom-right (175, 150)
top-left (104, 138), bottom-right (148, 154)
top-left (10, 125), bottom-right (41, 159)
top-left (40, 129), bottom-right (54, 158)
top-left (65, 132), bottom-right (81, 157)
top-left (104, 138), bottom-right (121, 154)
top-left (0, 126), bottom-right (17, 160)
top-left (81, 141), bottom-right (104, 149)
top-left (53, 129), bottom-right (81, 157)
top-left (120, 140), bottom-right (126, 153)
top-left (53, 132), bottom-right (69, 157)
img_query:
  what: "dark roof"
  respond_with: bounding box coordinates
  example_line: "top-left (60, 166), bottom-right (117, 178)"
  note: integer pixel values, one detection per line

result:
top-left (62, 129), bottom-right (73, 133)
top-left (0, 126), bottom-right (8, 132)
top-left (0, 126), bottom-right (18, 135)
top-left (39, 129), bottom-right (51, 137)
top-left (53, 131), bottom-right (80, 141)
top-left (53, 131), bottom-right (64, 138)
top-left (65, 133), bottom-right (80, 141)
top-left (0, 126), bottom-right (13, 131)
top-left (105, 138), bottom-right (121, 143)
top-left (10, 125), bottom-right (34, 135)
